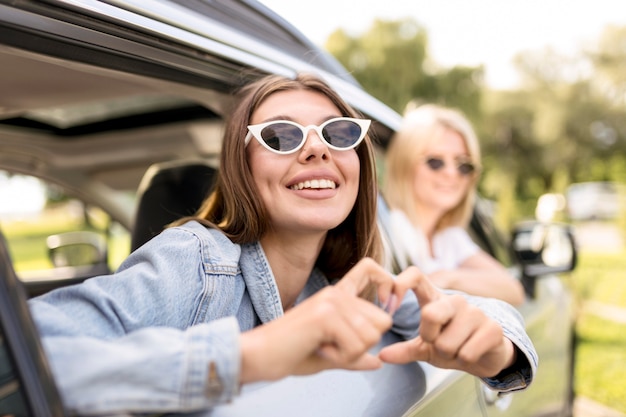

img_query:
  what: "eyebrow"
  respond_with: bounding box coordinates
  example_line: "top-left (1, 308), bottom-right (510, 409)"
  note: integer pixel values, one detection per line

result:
top-left (424, 153), bottom-right (471, 158)
top-left (255, 114), bottom-right (342, 125)
top-left (260, 115), bottom-right (291, 123)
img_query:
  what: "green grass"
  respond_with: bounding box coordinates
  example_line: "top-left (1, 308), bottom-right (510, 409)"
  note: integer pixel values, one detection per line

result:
top-left (575, 315), bottom-right (626, 412)
top-left (2, 206), bottom-right (130, 272)
top-left (571, 251), bottom-right (626, 308)
top-left (571, 249), bottom-right (626, 413)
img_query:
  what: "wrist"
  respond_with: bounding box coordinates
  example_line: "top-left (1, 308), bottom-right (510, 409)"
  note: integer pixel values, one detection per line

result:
top-left (493, 338), bottom-right (520, 377)
top-left (429, 270), bottom-right (455, 289)
top-left (503, 337), bottom-right (517, 369)
top-left (239, 329), bottom-right (265, 384)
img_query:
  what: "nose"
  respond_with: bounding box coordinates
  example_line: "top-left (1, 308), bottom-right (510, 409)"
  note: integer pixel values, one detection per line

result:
top-left (435, 159), bottom-right (460, 178)
top-left (444, 162), bottom-right (458, 175)
top-left (299, 129), bottom-right (329, 161)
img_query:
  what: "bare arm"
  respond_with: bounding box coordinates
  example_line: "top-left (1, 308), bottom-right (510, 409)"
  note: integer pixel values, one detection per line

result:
top-left (428, 250), bottom-right (526, 306)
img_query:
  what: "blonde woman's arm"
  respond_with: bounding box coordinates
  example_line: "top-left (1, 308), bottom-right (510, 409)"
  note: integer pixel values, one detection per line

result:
top-left (428, 251), bottom-right (526, 306)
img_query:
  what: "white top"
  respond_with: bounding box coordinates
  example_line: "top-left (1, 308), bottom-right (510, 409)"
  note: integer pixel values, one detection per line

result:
top-left (389, 209), bottom-right (479, 274)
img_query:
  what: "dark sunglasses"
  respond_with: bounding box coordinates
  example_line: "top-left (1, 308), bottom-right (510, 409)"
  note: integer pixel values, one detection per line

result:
top-left (424, 157), bottom-right (476, 176)
top-left (245, 117), bottom-right (371, 154)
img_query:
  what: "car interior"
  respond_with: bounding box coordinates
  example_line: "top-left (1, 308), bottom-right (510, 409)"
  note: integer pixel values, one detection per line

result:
top-left (131, 159), bottom-right (218, 252)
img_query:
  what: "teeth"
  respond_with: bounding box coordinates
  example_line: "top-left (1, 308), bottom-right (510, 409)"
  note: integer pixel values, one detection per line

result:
top-left (290, 179), bottom-right (337, 190)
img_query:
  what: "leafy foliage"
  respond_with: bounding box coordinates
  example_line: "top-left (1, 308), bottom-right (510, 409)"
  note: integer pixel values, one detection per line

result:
top-left (325, 19), bottom-right (626, 224)
top-left (325, 18), bottom-right (483, 119)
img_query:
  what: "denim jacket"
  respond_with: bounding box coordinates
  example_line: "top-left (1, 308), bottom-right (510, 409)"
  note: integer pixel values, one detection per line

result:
top-left (29, 221), bottom-right (537, 415)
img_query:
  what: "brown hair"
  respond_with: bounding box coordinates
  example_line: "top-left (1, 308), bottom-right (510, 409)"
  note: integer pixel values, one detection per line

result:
top-left (383, 104), bottom-right (481, 231)
top-left (173, 73), bottom-right (382, 283)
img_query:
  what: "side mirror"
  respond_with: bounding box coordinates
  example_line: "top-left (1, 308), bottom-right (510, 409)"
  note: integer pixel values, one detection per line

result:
top-left (46, 231), bottom-right (109, 272)
top-left (20, 231), bottom-right (110, 297)
top-left (512, 221), bottom-right (577, 278)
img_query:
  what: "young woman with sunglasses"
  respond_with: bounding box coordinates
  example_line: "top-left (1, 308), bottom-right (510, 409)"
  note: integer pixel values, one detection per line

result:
top-left (30, 75), bottom-right (534, 415)
top-left (383, 104), bottom-right (525, 306)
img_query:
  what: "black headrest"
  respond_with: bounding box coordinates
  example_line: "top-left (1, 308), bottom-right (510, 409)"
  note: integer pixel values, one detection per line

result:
top-left (131, 160), bottom-right (217, 251)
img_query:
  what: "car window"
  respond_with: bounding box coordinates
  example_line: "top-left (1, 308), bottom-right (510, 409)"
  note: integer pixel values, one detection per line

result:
top-left (467, 199), bottom-right (514, 268)
top-left (0, 171), bottom-right (130, 290)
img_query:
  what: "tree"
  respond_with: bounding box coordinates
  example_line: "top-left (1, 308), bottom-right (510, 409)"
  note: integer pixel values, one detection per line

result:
top-left (587, 25), bottom-right (626, 107)
top-left (326, 18), bottom-right (428, 113)
top-left (324, 19), bottom-right (626, 222)
top-left (325, 18), bottom-right (483, 118)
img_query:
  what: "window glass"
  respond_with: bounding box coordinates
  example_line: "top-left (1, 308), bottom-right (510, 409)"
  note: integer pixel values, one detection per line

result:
top-left (468, 199), bottom-right (513, 267)
top-left (0, 171), bottom-right (130, 284)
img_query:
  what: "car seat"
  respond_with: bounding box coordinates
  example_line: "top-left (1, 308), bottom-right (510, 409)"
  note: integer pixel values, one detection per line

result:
top-left (131, 159), bottom-right (218, 252)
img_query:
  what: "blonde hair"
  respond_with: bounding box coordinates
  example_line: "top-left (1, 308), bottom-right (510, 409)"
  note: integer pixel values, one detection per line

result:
top-left (383, 104), bottom-right (481, 231)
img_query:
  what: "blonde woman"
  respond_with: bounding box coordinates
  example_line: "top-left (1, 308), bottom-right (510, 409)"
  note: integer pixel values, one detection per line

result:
top-left (384, 104), bottom-right (525, 306)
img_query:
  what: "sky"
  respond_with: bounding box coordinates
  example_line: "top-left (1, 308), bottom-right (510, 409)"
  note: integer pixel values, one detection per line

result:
top-left (260, 0), bottom-right (626, 89)
top-left (0, 172), bottom-right (46, 217)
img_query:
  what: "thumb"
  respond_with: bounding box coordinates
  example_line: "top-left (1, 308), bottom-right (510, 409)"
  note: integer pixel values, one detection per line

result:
top-left (378, 337), bottom-right (431, 364)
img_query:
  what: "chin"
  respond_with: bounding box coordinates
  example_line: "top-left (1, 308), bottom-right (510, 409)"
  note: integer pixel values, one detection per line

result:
top-left (435, 200), bottom-right (463, 212)
top-left (304, 215), bottom-right (346, 232)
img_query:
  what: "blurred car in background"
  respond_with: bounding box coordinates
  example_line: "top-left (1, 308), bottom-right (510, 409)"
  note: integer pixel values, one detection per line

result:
top-left (0, 1), bottom-right (577, 416)
top-left (566, 181), bottom-right (625, 221)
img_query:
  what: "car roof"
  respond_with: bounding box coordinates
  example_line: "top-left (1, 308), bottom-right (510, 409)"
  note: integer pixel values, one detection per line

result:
top-left (153, 0), bottom-right (360, 83)
top-left (0, 0), bottom-right (400, 137)
top-left (0, 0), bottom-right (401, 227)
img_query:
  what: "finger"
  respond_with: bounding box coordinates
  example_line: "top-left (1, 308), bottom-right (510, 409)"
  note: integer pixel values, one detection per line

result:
top-left (418, 294), bottom-right (459, 343)
top-left (323, 295), bottom-right (392, 363)
top-left (426, 297), bottom-right (502, 363)
top-left (293, 346), bottom-right (382, 375)
top-left (349, 296), bottom-right (394, 334)
top-left (429, 328), bottom-right (508, 376)
top-left (408, 266), bottom-right (442, 308)
top-left (380, 336), bottom-right (462, 370)
top-left (388, 266), bottom-right (433, 314)
top-left (465, 329), bottom-right (505, 363)
top-left (341, 353), bottom-right (383, 370)
top-left (378, 337), bottom-right (431, 364)
top-left (316, 346), bottom-right (383, 371)
top-left (455, 321), bottom-right (507, 376)
top-left (421, 295), bottom-right (478, 356)
top-left (298, 288), bottom-right (391, 368)
top-left (323, 285), bottom-right (393, 334)
top-left (335, 258), bottom-right (395, 307)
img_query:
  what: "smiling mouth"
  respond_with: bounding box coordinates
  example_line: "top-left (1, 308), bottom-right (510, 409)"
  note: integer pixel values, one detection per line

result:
top-left (289, 179), bottom-right (337, 190)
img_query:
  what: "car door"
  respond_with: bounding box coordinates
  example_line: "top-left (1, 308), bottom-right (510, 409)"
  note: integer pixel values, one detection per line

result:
top-left (0, 228), bottom-right (65, 417)
top-left (470, 205), bottom-right (576, 417)
top-left (178, 337), bottom-right (485, 417)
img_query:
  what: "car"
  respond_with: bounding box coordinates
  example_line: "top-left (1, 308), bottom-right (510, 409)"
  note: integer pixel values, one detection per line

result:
top-left (565, 181), bottom-right (625, 221)
top-left (0, 1), bottom-right (578, 416)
